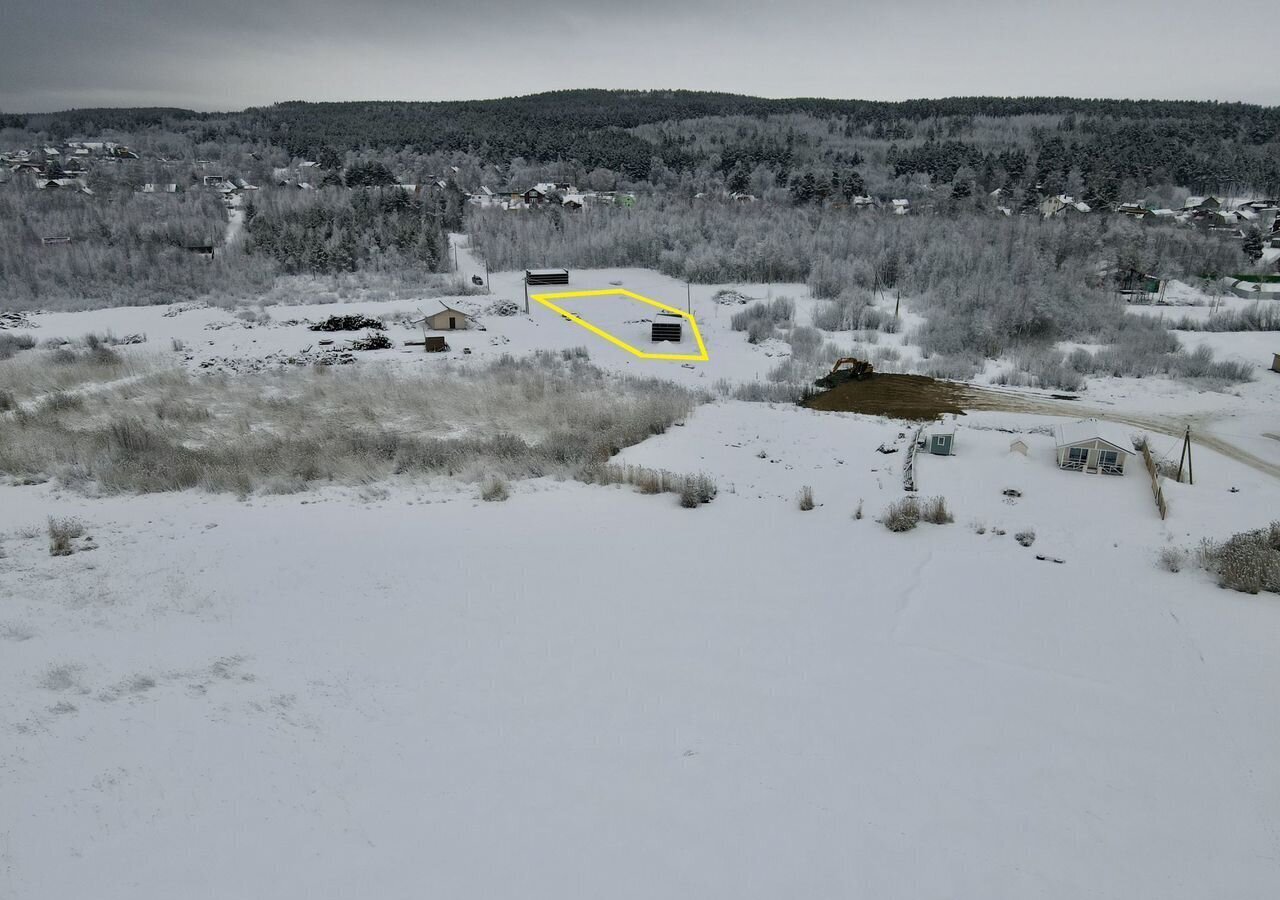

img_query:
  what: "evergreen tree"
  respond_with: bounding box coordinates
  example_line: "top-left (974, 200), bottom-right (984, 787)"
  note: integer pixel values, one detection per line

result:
top-left (843, 170), bottom-right (865, 198)
top-left (1243, 227), bottom-right (1264, 263)
top-left (317, 145), bottom-right (342, 170)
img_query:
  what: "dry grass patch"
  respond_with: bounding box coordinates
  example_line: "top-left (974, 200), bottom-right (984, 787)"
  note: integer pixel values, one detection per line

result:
top-left (0, 354), bottom-right (702, 496)
top-left (0, 340), bottom-right (154, 407)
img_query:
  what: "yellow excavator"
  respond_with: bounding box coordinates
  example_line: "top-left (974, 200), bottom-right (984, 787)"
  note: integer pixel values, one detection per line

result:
top-left (814, 357), bottom-right (874, 389)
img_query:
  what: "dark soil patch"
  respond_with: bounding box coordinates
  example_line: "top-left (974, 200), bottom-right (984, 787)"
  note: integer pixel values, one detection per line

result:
top-left (802, 373), bottom-right (973, 420)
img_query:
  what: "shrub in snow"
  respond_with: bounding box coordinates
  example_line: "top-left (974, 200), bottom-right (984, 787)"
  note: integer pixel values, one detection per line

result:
top-left (40, 392), bottom-right (83, 414)
top-left (745, 319), bottom-right (773, 344)
top-left (679, 473), bottom-right (718, 509)
top-left (1200, 524), bottom-right (1280, 594)
top-left (1172, 303), bottom-right (1280, 333)
top-left (920, 353), bottom-right (982, 382)
top-left (731, 381), bottom-right (813, 404)
top-left (853, 499), bottom-right (864, 520)
top-left (584, 464), bottom-right (714, 508)
top-left (811, 290), bottom-right (890, 332)
top-left (480, 475), bottom-right (510, 502)
top-left (1015, 529), bottom-right (1036, 547)
top-left (47, 517), bottom-right (85, 557)
top-left (787, 326), bottom-right (824, 360)
top-left (0, 334), bottom-right (36, 361)
top-left (732, 298), bottom-right (795, 344)
top-left (798, 485), bottom-right (815, 511)
top-left (881, 496), bottom-right (921, 532)
top-left (920, 496), bottom-right (954, 525)
top-left (0, 389), bottom-right (14, 412)
top-left (1158, 547), bottom-right (1185, 573)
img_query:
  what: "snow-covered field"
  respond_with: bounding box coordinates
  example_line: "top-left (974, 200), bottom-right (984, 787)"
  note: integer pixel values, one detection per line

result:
top-left (3, 251), bottom-right (1280, 898)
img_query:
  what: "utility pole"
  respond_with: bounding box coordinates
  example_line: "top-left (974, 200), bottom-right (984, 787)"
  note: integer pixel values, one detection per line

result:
top-left (686, 281), bottom-right (691, 314)
top-left (1177, 426), bottom-right (1194, 485)
top-left (523, 275), bottom-right (529, 315)
top-left (484, 262), bottom-right (489, 290)
top-left (894, 288), bottom-right (901, 321)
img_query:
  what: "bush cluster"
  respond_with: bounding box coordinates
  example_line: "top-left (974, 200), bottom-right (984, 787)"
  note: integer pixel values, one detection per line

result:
top-left (1200, 523), bottom-right (1280, 594)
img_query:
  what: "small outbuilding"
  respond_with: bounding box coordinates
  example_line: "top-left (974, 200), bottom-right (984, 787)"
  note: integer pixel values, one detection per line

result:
top-left (414, 303), bottom-right (472, 332)
top-left (1009, 438), bottom-right (1029, 456)
top-left (925, 426), bottom-right (955, 456)
top-left (651, 312), bottom-right (683, 342)
top-left (1271, 352), bottom-right (1280, 373)
top-left (1053, 419), bottom-right (1131, 475)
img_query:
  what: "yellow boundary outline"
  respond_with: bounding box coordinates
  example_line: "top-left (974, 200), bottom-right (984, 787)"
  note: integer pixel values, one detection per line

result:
top-left (528, 288), bottom-right (709, 362)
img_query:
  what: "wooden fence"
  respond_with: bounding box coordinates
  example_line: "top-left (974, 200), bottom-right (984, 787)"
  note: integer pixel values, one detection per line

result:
top-left (1141, 442), bottom-right (1168, 520)
top-left (903, 426), bottom-right (922, 492)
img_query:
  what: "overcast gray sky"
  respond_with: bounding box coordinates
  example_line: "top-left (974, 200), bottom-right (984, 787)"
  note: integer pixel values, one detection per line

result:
top-left (1, 0), bottom-right (1274, 112)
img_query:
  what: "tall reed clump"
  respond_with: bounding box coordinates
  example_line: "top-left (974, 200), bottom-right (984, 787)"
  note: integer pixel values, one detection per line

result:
top-left (798, 485), bottom-right (815, 511)
top-left (881, 495), bottom-right (953, 531)
top-left (582, 464), bottom-right (718, 508)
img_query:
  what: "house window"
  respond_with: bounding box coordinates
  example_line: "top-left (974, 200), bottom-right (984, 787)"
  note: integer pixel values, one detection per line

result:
top-left (1066, 446), bottom-right (1089, 468)
top-left (1098, 450), bottom-right (1121, 473)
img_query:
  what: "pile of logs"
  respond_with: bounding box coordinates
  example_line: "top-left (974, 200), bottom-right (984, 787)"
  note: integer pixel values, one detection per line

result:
top-left (0, 311), bottom-right (36, 330)
top-left (350, 331), bottom-right (393, 351)
top-left (308, 315), bottom-right (385, 332)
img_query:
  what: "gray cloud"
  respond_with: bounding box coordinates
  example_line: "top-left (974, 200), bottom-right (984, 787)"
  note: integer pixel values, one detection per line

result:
top-left (1, 0), bottom-right (1275, 112)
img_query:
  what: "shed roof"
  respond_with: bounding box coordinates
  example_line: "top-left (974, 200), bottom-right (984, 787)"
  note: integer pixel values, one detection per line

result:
top-left (412, 301), bottom-right (472, 323)
top-left (1054, 418), bottom-right (1133, 452)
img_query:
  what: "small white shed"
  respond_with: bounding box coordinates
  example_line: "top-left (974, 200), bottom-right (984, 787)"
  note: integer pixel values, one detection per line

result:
top-left (1053, 419), bottom-right (1132, 475)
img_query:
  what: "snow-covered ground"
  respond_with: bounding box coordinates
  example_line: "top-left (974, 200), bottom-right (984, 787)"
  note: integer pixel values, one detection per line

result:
top-left (4, 250), bottom-right (1280, 898)
top-left (4, 402), bottom-right (1280, 899)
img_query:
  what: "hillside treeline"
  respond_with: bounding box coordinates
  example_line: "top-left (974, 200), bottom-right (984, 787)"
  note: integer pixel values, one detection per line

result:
top-left (243, 188), bottom-right (452, 276)
top-left (0, 186), bottom-right (255, 306)
top-left (13, 91), bottom-right (1280, 195)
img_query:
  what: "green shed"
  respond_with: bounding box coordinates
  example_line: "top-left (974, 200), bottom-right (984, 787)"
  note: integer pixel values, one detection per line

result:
top-left (927, 426), bottom-right (955, 456)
